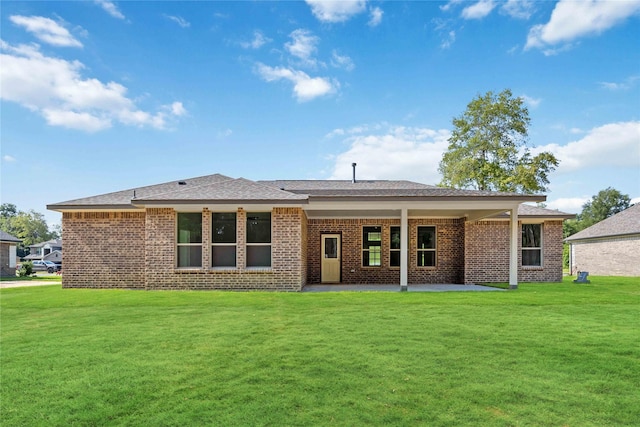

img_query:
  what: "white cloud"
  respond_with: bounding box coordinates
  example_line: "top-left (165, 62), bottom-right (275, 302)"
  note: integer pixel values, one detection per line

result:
top-left (255, 63), bottom-right (337, 102)
top-left (2, 155), bottom-right (17, 163)
top-left (285, 29), bottom-right (319, 67)
top-left (526, 0), bottom-right (640, 51)
top-left (0, 41), bottom-right (185, 132)
top-left (164, 15), bottom-right (190, 28)
top-left (305, 0), bottom-right (367, 23)
top-left (43, 109), bottom-right (112, 132)
top-left (440, 0), bottom-right (464, 13)
top-left (545, 197), bottom-right (590, 214)
top-left (168, 102), bottom-right (187, 116)
top-left (10, 15), bottom-right (82, 48)
top-left (441, 30), bottom-right (456, 49)
top-left (217, 128), bottom-right (233, 138)
top-left (95, 1), bottom-right (125, 20)
top-left (461, 1), bottom-right (497, 20)
top-left (521, 94), bottom-right (541, 108)
top-left (331, 50), bottom-right (355, 71)
top-left (328, 124), bottom-right (451, 183)
top-left (632, 197), bottom-right (640, 205)
top-left (240, 30), bottom-right (271, 49)
top-left (368, 7), bottom-right (383, 27)
top-left (501, 0), bottom-right (535, 20)
top-left (599, 75), bottom-right (640, 91)
top-left (533, 121), bottom-right (640, 173)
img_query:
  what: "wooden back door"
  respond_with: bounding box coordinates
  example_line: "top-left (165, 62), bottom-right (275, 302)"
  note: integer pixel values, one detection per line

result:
top-left (321, 234), bottom-right (341, 283)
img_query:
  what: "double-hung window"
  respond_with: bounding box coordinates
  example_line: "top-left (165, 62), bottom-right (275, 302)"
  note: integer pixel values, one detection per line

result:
top-left (390, 226), bottom-right (401, 267)
top-left (177, 213), bottom-right (202, 268)
top-left (522, 224), bottom-right (542, 267)
top-left (362, 226), bottom-right (382, 267)
top-left (212, 213), bottom-right (236, 267)
top-left (417, 226), bottom-right (436, 267)
top-left (246, 212), bottom-right (271, 267)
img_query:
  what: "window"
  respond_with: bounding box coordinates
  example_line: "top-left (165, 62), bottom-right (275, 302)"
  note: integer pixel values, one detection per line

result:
top-left (522, 224), bottom-right (542, 267)
top-left (390, 226), bottom-right (401, 267)
top-left (246, 212), bottom-right (271, 267)
top-left (177, 213), bottom-right (202, 267)
top-left (362, 226), bottom-right (382, 267)
top-left (212, 213), bottom-right (236, 267)
top-left (417, 226), bottom-right (436, 267)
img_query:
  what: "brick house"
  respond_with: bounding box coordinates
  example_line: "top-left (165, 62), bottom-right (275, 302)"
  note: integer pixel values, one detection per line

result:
top-left (566, 204), bottom-right (640, 276)
top-left (0, 231), bottom-right (21, 277)
top-left (48, 173), bottom-right (573, 291)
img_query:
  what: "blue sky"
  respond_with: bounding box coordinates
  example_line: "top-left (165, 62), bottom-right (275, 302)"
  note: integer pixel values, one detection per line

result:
top-left (1, 0), bottom-right (639, 227)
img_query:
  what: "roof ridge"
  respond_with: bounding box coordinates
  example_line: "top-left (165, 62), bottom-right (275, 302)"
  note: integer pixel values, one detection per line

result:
top-left (237, 177), bottom-right (305, 197)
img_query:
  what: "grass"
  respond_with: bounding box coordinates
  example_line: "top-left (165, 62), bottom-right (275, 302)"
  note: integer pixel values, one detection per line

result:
top-left (1, 276), bottom-right (639, 426)
top-left (0, 274), bottom-right (62, 282)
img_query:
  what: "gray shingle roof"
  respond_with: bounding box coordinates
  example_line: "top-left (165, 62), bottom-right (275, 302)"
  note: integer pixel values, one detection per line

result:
top-left (136, 178), bottom-right (308, 203)
top-left (566, 204), bottom-right (640, 241)
top-left (49, 173), bottom-right (556, 210)
top-left (0, 230), bottom-right (21, 242)
top-left (494, 204), bottom-right (576, 219)
top-left (48, 174), bottom-right (234, 209)
top-left (259, 180), bottom-right (538, 199)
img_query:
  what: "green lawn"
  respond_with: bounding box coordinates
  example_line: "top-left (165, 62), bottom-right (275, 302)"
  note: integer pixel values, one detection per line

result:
top-left (0, 274), bottom-right (62, 282)
top-left (1, 277), bottom-right (639, 426)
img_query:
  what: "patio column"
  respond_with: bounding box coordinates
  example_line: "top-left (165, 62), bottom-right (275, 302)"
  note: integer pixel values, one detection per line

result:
top-left (400, 208), bottom-right (408, 291)
top-left (509, 207), bottom-right (519, 289)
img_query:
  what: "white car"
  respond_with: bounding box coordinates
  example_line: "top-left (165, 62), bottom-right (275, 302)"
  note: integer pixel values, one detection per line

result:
top-left (32, 260), bottom-right (58, 273)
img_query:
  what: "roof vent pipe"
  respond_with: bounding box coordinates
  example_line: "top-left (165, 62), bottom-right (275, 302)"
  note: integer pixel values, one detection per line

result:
top-left (352, 163), bottom-right (357, 184)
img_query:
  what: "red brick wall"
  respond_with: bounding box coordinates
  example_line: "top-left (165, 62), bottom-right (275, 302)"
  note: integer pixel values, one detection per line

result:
top-left (144, 207), bottom-right (306, 291)
top-left (62, 211), bottom-right (146, 289)
top-left (306, 218), bottom-right (465, 284)
top-left (464, 220), bottom-right (564, 284)
top-left (409, 219), bottom-right (465, 284)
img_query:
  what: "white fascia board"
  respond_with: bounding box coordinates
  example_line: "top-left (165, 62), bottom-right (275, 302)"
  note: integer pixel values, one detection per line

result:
top-left (305, 200), bottom-right (522, 213)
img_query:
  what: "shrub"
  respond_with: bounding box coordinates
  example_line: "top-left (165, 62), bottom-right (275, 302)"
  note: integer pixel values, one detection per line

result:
top-left (18, 261), bottom-right (33, 277)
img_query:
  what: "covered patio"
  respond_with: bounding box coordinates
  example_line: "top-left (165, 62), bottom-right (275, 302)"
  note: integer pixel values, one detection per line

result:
top-left (302, 283), bottom-right (505, 292)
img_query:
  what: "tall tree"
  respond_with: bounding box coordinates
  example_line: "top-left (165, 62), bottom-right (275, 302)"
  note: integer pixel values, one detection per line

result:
top-left (439, 89), bottom-right (559, 194)
top-left (578, 187), bottom-right (631, 229)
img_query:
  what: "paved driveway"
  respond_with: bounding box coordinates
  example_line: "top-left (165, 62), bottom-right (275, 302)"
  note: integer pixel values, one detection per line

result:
top-left (0, 280), bottom-right (61, 289)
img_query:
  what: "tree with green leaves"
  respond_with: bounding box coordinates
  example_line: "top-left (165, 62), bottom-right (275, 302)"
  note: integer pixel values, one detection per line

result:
top-left (0, 203), bottom-right (59, 256)
top-left (439, 89), bottom-right (559, 194)
top-left (577, 187), bottom-right (631, 229)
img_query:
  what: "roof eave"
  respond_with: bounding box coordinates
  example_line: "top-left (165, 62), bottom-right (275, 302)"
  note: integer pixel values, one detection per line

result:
top-left (565, 231), bottom-right (640, 242)
top-left (132, 198), bottom-right (309, 207)
top-left (47, 204), bottom-right (141, 212)
top-left (307, 195), bottom-right (546, 203)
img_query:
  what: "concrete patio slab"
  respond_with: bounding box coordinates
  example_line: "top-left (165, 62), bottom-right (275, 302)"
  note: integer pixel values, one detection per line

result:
top-left (302, 284), bottom-right (504, 292)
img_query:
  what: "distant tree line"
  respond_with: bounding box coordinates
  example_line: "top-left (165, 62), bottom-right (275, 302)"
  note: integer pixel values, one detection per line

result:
top-left (0, 203), bottom-right (60, 257)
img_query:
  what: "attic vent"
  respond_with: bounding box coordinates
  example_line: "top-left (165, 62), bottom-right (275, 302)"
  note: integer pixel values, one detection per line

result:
top-left (178, 181), bottom-right (187, 185)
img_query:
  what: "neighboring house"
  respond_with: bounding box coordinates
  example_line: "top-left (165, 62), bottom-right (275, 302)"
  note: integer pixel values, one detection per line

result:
top-left (48, 173), bottom-right (573, 291)
top-left (23, 239), bottom-right (63, 267)
top-left (0, 231), bottom-right (21, 277)
top-left (566, 204), bottom-right (640, 277)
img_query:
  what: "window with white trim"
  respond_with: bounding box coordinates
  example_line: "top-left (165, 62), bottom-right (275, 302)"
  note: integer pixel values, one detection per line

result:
top-left (177, 213), bottom-right (202, 268)
top-left (522, 224), bottom-right (542, 267)
top-left (390, 226), bottom-right (401, 267)
top-left (417, 226), bottom-right (436, 267)
top-left (362, 226), bottom-right (382, 267)
top-left (212, 213), bottom-right (236, 267)
top-left (246, 212), bottom-right (271, 267)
